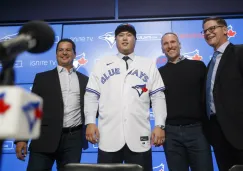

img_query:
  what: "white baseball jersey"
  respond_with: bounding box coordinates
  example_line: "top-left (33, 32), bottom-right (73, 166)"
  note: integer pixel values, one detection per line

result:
top-left (85, 55), bottom-right (166, 152)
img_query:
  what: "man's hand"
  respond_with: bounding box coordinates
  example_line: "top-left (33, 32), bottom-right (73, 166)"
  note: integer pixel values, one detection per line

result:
top-left (86, 123), bottom-right (100, 144)
top-left (151, 127), bottom-right (165, 147)
top-left (15, 141), bottom-right (28, 161)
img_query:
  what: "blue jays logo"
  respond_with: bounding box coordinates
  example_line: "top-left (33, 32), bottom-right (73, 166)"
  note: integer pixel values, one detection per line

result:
top-left (73, 52), bottom-right (88, 70)
top-left (22, 102), bottom-right (42, 132)
top-left (98, 32), bottom-right (116, 48)
top-left (0, 93), bottom-right (10, 115)
top-left (183, 49), bottom-right (203, 61)
top-left (132, 84), bottom-right (148, 97)
top-left (227, 25), bottom-right (236, 39)
top-left (0, 92), bottom-right (10, 126)
top-left (0, 33), bottom-right (18, 42)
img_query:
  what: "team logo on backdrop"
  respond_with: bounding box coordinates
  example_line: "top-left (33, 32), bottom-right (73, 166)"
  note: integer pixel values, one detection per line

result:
top-left (99, 32), bottom-right (162, 48)
top-left (153, 163), bottom-right (165, 171)
top-left (183, 49), bottom-right (203, 61)
top-left (0, 60), bottom-right (23, 68)
top-left (137, 34), bottom-right (162, 41)
top-left (73, 52), bottom-right (88, 70)
top-left (22, 102), bottom-right (42, 132)
top-left (132, 84), bottom-right (148, 97)
top-left (227, 25), bottom-right (236, 39)
top-left (0, 33), bottom-right (18, 42)
top-left (0, 33), bottom-right (23, 68)
top-left (55, 36), bottom-right (60, 43)
top-left (98, 32), bottom-right (116, 48)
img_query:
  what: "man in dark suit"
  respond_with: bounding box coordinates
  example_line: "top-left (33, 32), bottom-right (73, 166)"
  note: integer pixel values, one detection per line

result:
top-left (15, 39), bottom-right (88, 171)
top-left (202, 17), bottom-right (243, 171)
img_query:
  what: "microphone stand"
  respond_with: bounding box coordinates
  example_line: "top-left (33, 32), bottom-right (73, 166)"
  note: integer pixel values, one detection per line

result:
top-left (0, 56), bottom-right (16, 170)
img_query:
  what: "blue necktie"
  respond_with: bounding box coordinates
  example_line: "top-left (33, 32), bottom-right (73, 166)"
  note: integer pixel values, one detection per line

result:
top-left (206, 51), bottom-right (220, 117)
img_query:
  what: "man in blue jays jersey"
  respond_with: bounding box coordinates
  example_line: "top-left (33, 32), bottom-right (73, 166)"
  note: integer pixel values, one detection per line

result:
top-left (84, 23), bottom-right (167, 171)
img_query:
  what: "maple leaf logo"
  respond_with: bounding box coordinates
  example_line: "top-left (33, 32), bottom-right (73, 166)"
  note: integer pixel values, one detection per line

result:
top-left (78, 57), bottom-right (88, 65)
top-left (227, 25), bottom-right (236, 39)
top-left (183, 49), bottom-right (203, 61)
top-left (73, 52), bottom-right (88, 70)
top-left (192, 54), bottom-right (203, 60)
top-left (0, 93), bottom-right (10, 114)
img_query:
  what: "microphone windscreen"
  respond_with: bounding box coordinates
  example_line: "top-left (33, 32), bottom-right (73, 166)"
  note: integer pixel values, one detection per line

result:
top-left (18, 20), bottom-right (55, 53)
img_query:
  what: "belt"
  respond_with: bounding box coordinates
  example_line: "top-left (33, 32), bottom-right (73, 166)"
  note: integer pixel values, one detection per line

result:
top-left (62, 124), bottom-right (82, 133)
top-left (167, 122), bottom-right (201, 127)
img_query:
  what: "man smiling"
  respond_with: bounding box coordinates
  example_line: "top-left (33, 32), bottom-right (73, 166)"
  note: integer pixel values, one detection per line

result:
top-left (203, 17), bottom-right (243, 171)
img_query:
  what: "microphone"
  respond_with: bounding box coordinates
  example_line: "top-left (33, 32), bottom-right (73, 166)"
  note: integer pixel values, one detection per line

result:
top-left (0, 20), bottom-right (55, 60)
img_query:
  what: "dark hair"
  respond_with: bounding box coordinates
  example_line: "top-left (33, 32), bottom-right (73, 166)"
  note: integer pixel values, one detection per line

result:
top-left (115, 23), bottom-right (136, 38)
top-left (202, 17), bottom-right (227, 28)
top-left (56, 38), bottom-right (76, 54)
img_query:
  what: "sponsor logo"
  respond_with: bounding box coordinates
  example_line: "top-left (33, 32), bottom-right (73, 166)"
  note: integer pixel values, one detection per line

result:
top-left (70, 36), bottom-right (94, 42)
top-left (99, 32), bottom-right (162, 48)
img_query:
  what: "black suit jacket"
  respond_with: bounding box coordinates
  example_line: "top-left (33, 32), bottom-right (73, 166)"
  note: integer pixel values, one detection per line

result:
top-left (206, 43), bottom-right (243, 150)
top-left (29, 68), bottom-right (88, 153)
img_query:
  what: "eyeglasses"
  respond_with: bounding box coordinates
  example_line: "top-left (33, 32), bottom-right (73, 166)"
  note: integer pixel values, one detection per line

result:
top-left (201, 25), bottom-right (224, 35)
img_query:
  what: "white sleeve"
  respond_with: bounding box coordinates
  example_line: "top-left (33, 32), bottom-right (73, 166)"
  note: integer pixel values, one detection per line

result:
top-left (84, 63), bottom-right (101, 125)
top-left (149, 62), bottom-right (167, 126)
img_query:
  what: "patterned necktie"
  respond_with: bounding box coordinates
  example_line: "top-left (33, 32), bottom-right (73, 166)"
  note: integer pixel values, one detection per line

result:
top-left (206, 51), bottom-right (220, 117)
top-left (122, 56), bottom-right (130, 70)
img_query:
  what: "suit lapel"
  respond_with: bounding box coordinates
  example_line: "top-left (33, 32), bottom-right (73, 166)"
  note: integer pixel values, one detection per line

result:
top-left (214, 44), bottom-right (234, 84)
top-left (76, 72), bottom-right (85, 119)
top-left (50, 68), bottom-right (63, 106)
top-left (76, 72), bottom-right (84, 99)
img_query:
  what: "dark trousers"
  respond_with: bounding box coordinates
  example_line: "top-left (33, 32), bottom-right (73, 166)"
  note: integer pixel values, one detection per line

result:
top-left (209, 115), bottom-right (243, 171)
top-left (97, 144), bottom-right (152, 171)
top-left (163, 122), bottom-right (213, 171)
top-left (27, 127), bottom-right (83, 171)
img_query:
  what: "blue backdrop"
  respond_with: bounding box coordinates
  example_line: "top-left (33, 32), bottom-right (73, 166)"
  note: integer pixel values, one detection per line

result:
top-left (1, 18), bottom-right (242, 171)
